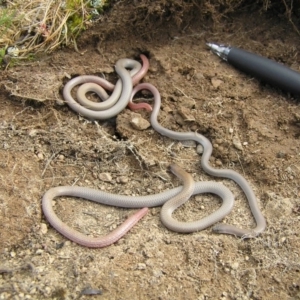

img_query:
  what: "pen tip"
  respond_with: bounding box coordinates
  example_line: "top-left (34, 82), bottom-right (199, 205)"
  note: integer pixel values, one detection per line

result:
top-left (206, 42), bottom-right (215, 49)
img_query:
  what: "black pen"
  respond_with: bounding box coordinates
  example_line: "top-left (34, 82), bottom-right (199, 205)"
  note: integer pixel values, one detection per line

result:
top-left (207, 43), bottom-right (300, 95)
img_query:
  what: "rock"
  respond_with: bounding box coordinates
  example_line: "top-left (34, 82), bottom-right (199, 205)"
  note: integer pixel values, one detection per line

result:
top-left (99, 173), bottom-right (112, 182)
top-left (137, 263), bottom-right (146, 270)
top-left (211, 77), bottom-right (224, 88)
top-left (130, 114), bottom-right (150, 130)
top-left (232, 136), bottom-right (243, 150)
top-left (178, 106), bottom-right (195, 121)
top-left (116, 176), bottom-right (129, 184)
top-left (231, 262), bottom-right (239, 270)
top-left (40, 223), bottom-right (48, 235)
top-left (194, 72), bottom-right (205, 80)
top-left (37, 152), bottom-right (44, 160)
top-left (196, 144), bottom-right (204, 154)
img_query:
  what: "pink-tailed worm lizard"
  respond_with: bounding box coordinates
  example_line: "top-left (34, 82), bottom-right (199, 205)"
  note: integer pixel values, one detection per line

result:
top-left (42, 55), bottom-right (266, 247)
top-left (63, 54), bottom-right (152, 117)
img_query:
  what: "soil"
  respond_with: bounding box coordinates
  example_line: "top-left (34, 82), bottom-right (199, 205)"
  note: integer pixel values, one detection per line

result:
top-left (0, 2), bottom-right (300, 300)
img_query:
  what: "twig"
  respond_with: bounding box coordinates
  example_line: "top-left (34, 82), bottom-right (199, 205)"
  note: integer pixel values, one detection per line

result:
top-left (235, 151), bottom-right (245, 176)
top-left (41, 152), bottom-right (57, 177)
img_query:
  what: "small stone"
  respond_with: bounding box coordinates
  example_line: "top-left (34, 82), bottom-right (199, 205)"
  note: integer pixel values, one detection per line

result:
top-left (58, 155), bottom-right (65, 161)
top-left (162, 105), bottom-right (173, 113)
top-left (281, 237), bottom-right (286, 243)
top-left (196, 144), bottom-right (204, 154)
top-left (28, 129), bottom-right (38, 137)
top-left (215, 160), bottom-right (222, 166)
top-left (130, 115), bottom-right (150, 130)
top-left (137, 263), bottom-right (146, 270)
top-left (231, 262), bottom-right (239, 269)
top-left (285, 166), bottom-right (292, 173)
top-left (10, 251), bottom-right (16, 258)
top-left (35, 249), bottom-right (43, 255)
top-left (232, 136), bottom-right (243, 151)
top-left (194, 72), bottom-right (204, 80)
top-left (40, 223), bottom-right (48, 235)
top-left (44, 286), bottom-right (51, 295)
top-left (37, 152), bottom-right (44, 160)
top-left (211, 77), bottom-right (224, 88)
top-left (229, 128), bottom-right (234, 134)
top-left (99, 173), bottom-right (112, 182)
top-left (117, 176), bottom-right (129, 184)
top-left (178, 107), bottom-right (195, 121)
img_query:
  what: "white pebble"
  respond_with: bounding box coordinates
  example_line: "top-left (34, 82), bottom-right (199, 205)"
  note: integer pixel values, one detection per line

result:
top-left (231, 262), bottom-right (239, 269)
top-left (130, 116), bottom-right (150, 130)
top-left (196, 144), bottom-right (204, 154)
top-left (37, 152), bottom-right (44, 160)
top-left (99, 173), bottom-right (112, 182)
top-left (137, 263), bottom-right (146, 270)
top-left (40, 223), bottom-right (48, 235)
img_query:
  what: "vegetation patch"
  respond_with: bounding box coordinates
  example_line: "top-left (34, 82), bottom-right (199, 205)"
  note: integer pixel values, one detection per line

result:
top-left (0, 0), bottom-right (109, 64)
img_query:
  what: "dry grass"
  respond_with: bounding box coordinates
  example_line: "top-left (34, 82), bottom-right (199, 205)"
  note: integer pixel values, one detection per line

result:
top-left (0, 0), bottom-right (108, 63)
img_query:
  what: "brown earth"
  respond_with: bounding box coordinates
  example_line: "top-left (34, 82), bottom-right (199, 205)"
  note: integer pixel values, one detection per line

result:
top-left (0, 2), bottom-right (300, 299)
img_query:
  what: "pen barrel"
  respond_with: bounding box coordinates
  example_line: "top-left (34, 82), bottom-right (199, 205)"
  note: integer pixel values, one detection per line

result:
top-left (228, 47), bottom-right (300, 94)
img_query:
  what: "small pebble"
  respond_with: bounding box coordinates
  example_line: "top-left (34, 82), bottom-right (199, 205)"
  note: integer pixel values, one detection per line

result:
top-left (178, 107), bottom-right (195, 121)
top-left (215, 159), bottom-right (222, 166)
top-left (196, 144), bottom-right (204, 154)
top-left (232, 136), bottom-right (243, 151)
top-left (231, 262), bottom-right (239, 270)
top-left (194, 72), bottom-right (204, 80)
top-left (137, 263), bottom-right (146, 270)
top-left (222, 292), bottom-right (228, 297)
top-left (80, 288), bottom-right (102, 296)
top-left (211, 77), bottom-right (224, 88)
top-left (35, 249), bottom-right (43, 255)
top-left (37, 153), bottom-right (44, 160)
top-left (99, 173), bottom-right (112, 182)
top-left (130, 115), bottom-right (150, 130)
top-left (117, 176), bottom-right (129, 184)
top-left (28, 129), bottom-right (37, 137)
top-left (40, 223), bottom-right (48, 235)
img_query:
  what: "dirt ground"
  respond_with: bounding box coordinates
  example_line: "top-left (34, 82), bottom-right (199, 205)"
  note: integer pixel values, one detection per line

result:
top-left (0, 2), bottom-right (300, 300)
